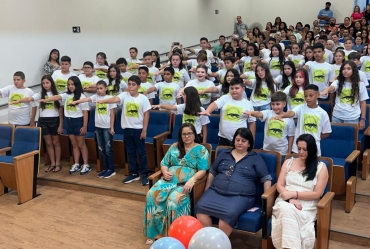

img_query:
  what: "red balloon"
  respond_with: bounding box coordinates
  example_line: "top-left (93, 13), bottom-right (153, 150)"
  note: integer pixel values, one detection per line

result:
top-left (168, 216), bottom-right (203, 248)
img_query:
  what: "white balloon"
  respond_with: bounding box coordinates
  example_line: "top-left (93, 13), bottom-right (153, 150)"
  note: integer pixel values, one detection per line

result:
top-left (188, 227), bottom-right (232, 249)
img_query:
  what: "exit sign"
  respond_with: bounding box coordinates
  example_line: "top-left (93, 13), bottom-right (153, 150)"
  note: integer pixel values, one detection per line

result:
top-left (72, 26), bottom-right (81, 33)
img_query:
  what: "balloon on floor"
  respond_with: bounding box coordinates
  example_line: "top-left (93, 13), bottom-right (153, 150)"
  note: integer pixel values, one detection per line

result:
top-left (168, 215), bottom-right (203, 248)
top-left (188, 227), bottom-right (232, 249)
top-left (149, 237), bottom-right (185, 249)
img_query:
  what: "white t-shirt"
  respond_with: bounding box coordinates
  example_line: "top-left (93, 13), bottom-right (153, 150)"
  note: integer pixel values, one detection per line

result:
top-left (0, 85), bottom-right (35, 125)
top-left (324, 49), bottom-right (334, 64)
top-left (126, 58), bottom-right (142, 75)
top-left (60, 93), bottom-right (89, 118)
top-left (213, 69), bottom-right (227, 84)
top-left (331, 64), bottom-right (341, 77)
top-left (292, 104), bottom-right (332, 156)
top-left (121, 71), bottom-right (133, 83)
top-left (215, 95), bottom-right (256, 140)
top-left (117, 92), bottom-right (151, 129)
top-left (175, 104), bottom-right (210, 134)
top-left (94, 64), bottom-right (109, 80)
top-left (250, 80), bottom-right (276, 107)
top-left (51, 70), bottom-right (77, 93)
top-left (185, 79), bottom-right (215, 105)
top-left (243, 71), bottom-right (256, 82)
top-left (344, 50), bottom-right (356, 60)
top-left (138, 82), bottom-right (155, 99)
top-left (154, 82), bottom-right (180, 105)
top-left (173, 68), bottom-right (190, 88)
top-left (261, 48), bottom-right (271, 60)
top-left (266, 57), bottom-right (284, 78)
top-left (104, 79), bottom-right (127, 96)
top-left (260, 110), bottom-right (295, 155)
top-left (90, 95), bottom-right (116, 128)
top-left (359, 71), bottom-right (369, 87)
top-left (283, 85), bottom-right (305, 110)
top-left (274, 75), bottom-right (292, 90)
top-left (240, 56), bottom-right (252, 72)
top-left (360, 55), bottom-right (370, 80)
top-left (194, 49), bottom-right (214, 66)
top-left (331, 80), bottom-right (368, 120)
top-left (33, 92), bottom-right (61, 118)
top-left (146, 66), bottom-right (162, 84)
top-left (216, 85), bottom-right (247, 98)
top-left (78, 74), bottom-right (100, 98)
top-left (288, 54), bottom-right (304, 67)
top-left (305, 61), bottom-right (334, 98)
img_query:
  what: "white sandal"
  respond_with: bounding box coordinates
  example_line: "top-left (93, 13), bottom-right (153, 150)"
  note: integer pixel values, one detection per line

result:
top-left (145, 239), bottom-right (154, 245)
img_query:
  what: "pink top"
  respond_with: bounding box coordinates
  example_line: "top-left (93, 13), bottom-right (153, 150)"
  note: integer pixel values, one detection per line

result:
top-left (351, 12), bottom-right (363, 22)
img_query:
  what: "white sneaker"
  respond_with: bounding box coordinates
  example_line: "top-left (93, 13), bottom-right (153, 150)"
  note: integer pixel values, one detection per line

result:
top-left (80, 164), bottom-right (91, 175)
top-left (69, 164), bottom-right (81, 174)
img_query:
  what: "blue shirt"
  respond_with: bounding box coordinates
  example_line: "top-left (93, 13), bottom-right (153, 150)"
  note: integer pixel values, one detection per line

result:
top-left (210, 149), bottom-right (272, 196)
top-left (353, 44), bottom-right (364, 52)
top-left (318, 8), bottom-right (333, 26)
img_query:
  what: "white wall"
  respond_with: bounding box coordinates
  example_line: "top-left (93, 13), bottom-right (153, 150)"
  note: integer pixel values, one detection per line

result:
top-left (246, 0), bottom-right (353, 29)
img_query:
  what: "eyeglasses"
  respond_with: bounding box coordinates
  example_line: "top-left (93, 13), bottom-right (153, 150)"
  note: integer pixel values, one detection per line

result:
top-left (181, 132), bottom-right (194, 137)
top-left (225, 165), bottom-right (235, 178)
top-left (83, 67), bottom-right (92, 69)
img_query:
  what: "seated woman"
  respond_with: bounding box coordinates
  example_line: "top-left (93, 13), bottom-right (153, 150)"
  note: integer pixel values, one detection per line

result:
top-left (195, 128), bottom-right (272, 236)
top-left (143, 123), bottom-right (209, 245)
top-left (272, 134), bottom-right (329, 249)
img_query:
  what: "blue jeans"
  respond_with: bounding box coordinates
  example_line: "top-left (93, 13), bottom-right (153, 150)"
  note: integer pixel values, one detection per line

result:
top-left (123, 128), bottom-right (148, 176)
top-left (96, 127), bottom-right (114, 171)
top-left (332, 116), bottom-right (359, 124)
top-left (254, 103), bottom-right (271, 111)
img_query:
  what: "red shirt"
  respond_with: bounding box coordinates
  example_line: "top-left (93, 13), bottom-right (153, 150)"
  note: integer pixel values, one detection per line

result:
top-left (351, 12), bottom-right (363, 22)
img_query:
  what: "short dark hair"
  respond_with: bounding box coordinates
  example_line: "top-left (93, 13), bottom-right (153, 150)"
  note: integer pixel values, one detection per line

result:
top-left (271, 91), bottom-right (287, 102)
top-left (348, 51), bottom-right (361, 60)
top-left (223, 56), bottom-right (235, 64)
top-left (127, 75), bottom-right (141, 85)
top-left (200, 37), bottom-right (208, 42)
top-left (143, 51), bottom-right (152, 58)
top-left (83, 61), bottom-right (94, 68)
top-left (61, 56), bottom-right (71, 63)
top-left (138, 66), bottom-right (149, 74)
top-left (230, 77), bottom-right (244, 87)
top-left (313, 42), bottom-right (325, 51)
top-left (129, 47), bottom-right (138, 53)
top-left (219, 35), bottom-right (226, 39)
top-left (304, 84), bottom-right (319, 92)
top-left (196, 53), bottom-right (207, 62)
top-left (319, 35), bottom-right (328, 41)
top-left (326, 2), bottom-right (331, 6)
top-left (14, 71), bottom-right (25, 80)
top-left (163, 67), bottom-right (175, 75)
top-left (116, 57), bottom-right (127, 66)
top-left (232, 128), bottom-right (254, 152)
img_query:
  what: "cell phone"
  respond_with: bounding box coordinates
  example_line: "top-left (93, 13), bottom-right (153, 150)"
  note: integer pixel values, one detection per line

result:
top-left (173, 42), bottom-right (180, 45)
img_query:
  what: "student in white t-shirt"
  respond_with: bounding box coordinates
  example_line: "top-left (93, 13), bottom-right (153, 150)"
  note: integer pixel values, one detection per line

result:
top-left (96, 75), bottom-right (151, 186)
top-left (144, 67), bottom-right (180, 105)
top-left (155, 53), bottom-right (190, 88)
top-left (94, 52), bottom-right (109, 80)
top-left (265, 44), bottom-right (286, 78)
top-left (137, 67), bottom-right (156, 104)
top-left (360, 46), bottom-right (370, 85)
top-left (241, 56), bottom-right (259, 98)
top-left (185, 53), bottom-right (214, 81)
top-left (0, 71), bottom-right (36, 126)
top-left (303, 43), bottom-right (334, 99)
top-left (343, 39), bottom-right (357, 60)
top-left (127, 52), bottom-right (162, 84)
top-left (244, 92), bottom-right (295, 156)
top-left (180, 65), bottom-right (215, 109)
top-left (288, 43), bottom-right (304, 68)
top-left (52, 56), bottom-right (77, 93)
top-left (318, 36), bottom-right (334, 64)
top-left (283, 69), bottom-right (309, 110)
top-left (10, 75), bottom-right (63, 173)
top-left (127, 47), bottom-right (142, 75)
top-left (260, 38), bottom-right (276, 60)
top-left (236, 43), bottom-right (259, 73)
top-left (245, 62), bottom-right (276, 111)
top-left (78, 61), bottom-right (100, 98)
top-left (331, 50), bottom-right (345, 77)
top-left (274, 60), bottom-right (296, 90)
top-left (39, 76), bottom-right (91, 174)
top-left (347, 52), bottom-right (369, 86)
top-left (152, 86), bottom-right (209, 143)
top-left (116, 57), bottom-right (133, 83)
top-left (104, 65), bottom-right (127, 97)
top-left (209, 56), bottom-right (236, 84)
top-left (199, 77), bottom-right (256, 146)
top-left (275, 84), bottom-right (332, 156)
top-left (70, 80), bottom-right (117, 179)
top-left (321, 61), bottom-right (368, 128)
top-left (186, 37), bottom-right (214, 66)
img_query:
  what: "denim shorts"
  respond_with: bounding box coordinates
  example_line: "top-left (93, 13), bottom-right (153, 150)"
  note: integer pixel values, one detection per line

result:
top-left (66, 117), bottom-right (84, 136)
top-left (253, 103), bottom-right (271, 111)
top-left (331, 116), bottom-right (359, 124)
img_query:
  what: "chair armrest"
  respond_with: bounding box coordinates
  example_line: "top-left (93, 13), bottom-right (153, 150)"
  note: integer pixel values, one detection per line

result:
top-left (153, 131), bottom-right (171, 141)
top-left (316, 192), bottom-right (335, 249)
top-left (191, 173), bottom-right (209, 213)
top-left (0, 147), bottom-right (12, 154)
top-left (345, 150), bottom-right (360, 163)
top-left (364, 126), bottom-right (370, 136)
top-left (13, 150), bottom-right (39, 161)
top-left (148, 171), bottom-right (163, 188)
top-left (261, 184), bottom-right (278, 238)
top-left (317, 192), bottom-right (335, 209)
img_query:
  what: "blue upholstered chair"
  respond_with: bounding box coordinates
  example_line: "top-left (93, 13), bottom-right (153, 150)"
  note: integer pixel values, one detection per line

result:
top-left (0, 126), bottom-right (41, 204)
top-left (161, 114), bottom-right (182, 155)
top-left (359, 105), bottom-right (370, 180)
top-left (255, 119), bottom-right (264, 150)
top-left (321, 123), bottom-right (359, 213)
top-left (112, 108), bottom-right (128, 175)
top-left (0, 124), bottom-right (14, 155)
top-left (318, 101), bottom-right (332, 122)
top-left (206, 114), bottom-right (220, 161)
top-left (261, 155), bottom-right (334, 249)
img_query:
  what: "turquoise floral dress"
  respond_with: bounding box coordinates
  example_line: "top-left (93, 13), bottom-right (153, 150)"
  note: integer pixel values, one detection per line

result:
top-left (143, 143), bottom-right (209, 239)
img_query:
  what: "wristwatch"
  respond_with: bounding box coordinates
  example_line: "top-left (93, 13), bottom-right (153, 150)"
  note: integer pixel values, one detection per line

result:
top-left (361, 117), bottom-right (366, 120)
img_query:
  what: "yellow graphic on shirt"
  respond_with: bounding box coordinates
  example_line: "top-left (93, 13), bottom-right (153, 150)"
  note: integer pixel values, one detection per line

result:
top-left (182, 114), bottom-right (196, 126)
top-left (364, 61), bottom-right (370, 73)
top-left (270, 60), bottom-right (281, 71)
top-left (244, 61), bottom-right (251, 72)
top-left (267, 119), bottom-right (286, 139)
top-left (125, 102), bottom-right (139, 118)
top-left (323, 54), bottom-right (327, 61)
top-left (95, 69), bottom-right (107, 79)
top-left (223, 105), bottom-right (242, 122)
top-left (96, 103), bottom-right (108, 115)
top-left (147, 72), bottom-right (154, 84)
top-left (66, 97), bottom-right (77, 112)
top-left (292, 59), bottom-right (301, 66)
top-left (128, 62), bottom-right (137, 74)
top-left (55, 78), bottom-right (67, 92)
top-left (247, 74), bottom-right (256, 80)
top-left (138, 86), bottom-right (147, 94)
top-left (81, 81), bottom-right (92, 88)
top-left (335, 69), bottom-right (339, 76)
top-left (108, 85), bottom-right (118, 96)
top-left (290, 92), bottom-right (305, 107)
top-left (173, 72), bottom-right (181, 83)
top-left (196, 87), bottom-right (208, 100)
top-left (254, 87), bottom-right (269, 100)
top-left (43, 96), bottom-right (55, 110)
top-left (161, 87), bottom-right (174, 100)
top-left (9, 93), bottom-right (24, 107)
top-left (122, 76), bottom-right (129, 82)
top-left (303, 114), bottom-right (320, 133)
top-left (339, 88), bottom-right (353, 104)
top-left (312, 69), bottom-right (326, 83)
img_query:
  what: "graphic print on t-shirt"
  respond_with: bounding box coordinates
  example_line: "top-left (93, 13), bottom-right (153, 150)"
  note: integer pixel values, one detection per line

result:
top-left (196, 87), bottom-right (208, 100)
top-left (292, 59), bottom-right (300, 66)
top-left (173, 72), bottom-right (181, 82)
top-left (96, 103), bottom-right (108, 115)
top-left (160, 87), bottom-right (174, 100)
top-left (223, 105), bottom-right (242, 122)
top-left (55, 79), bottom-right (67, 92)
top-left (81, 81), bottom-right (92, 88)
top-left (10, 93), bottom-right (24, 107)
top-left (147, 72), bottom-right (154, 84)
top-left (334, 69), bottom-right (339, 76)
top-left (125, 102), bottom-right (139, 117)
top-left (270, 60), bottom-right (281, 70)
top-left (244, 62), bottom-right (251, 72)
top-left (303, 114), bottom-right (320, 133)
top-left (108, 85), bottom-right (118, 96)
top-left (364, 61), bottom-right (370, 72)
top-left (66, 97), bottom-right (77, 111)
top-left (339, 89), bottom-right (353, 104)
top-left (182, 113), bottom-right (196, 126)
top-left (312, 69), bottom-right (326, 83)
top-left (128, 62), bottom-right (137, 74)
top-left (290, 92), bottom-right (305, 107)
top-left (254, 87), bottom-right (269, 100)
top-left (95, 70), bottom-right (107, 79)
top-left (138, 86), bottom-right (147, 94)
top-left (267, 119), bottom-right (286, 139)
